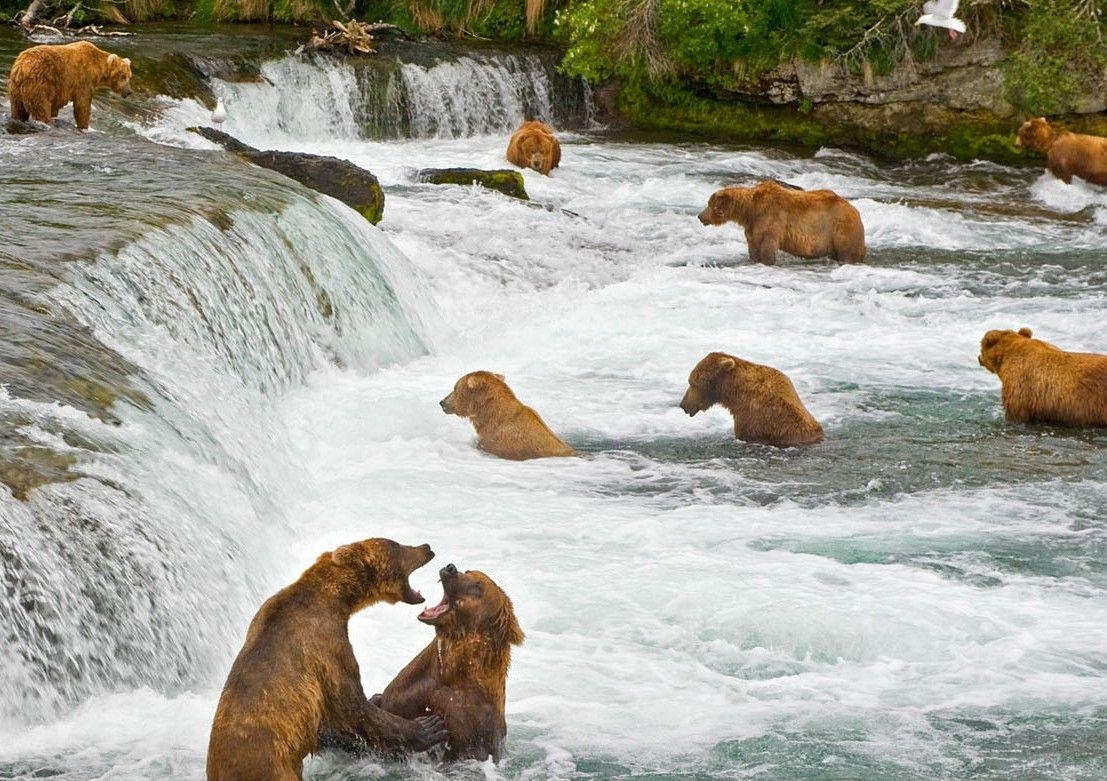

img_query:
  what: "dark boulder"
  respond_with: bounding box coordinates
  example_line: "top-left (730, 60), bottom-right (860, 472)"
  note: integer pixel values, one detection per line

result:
top-left (189, 126), bottom-right (385, 224)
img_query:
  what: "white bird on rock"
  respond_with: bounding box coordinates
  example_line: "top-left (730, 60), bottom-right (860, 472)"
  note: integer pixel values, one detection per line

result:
top-left (211, 97), bottom-right (227, 127)
top-left (915, 0), bottom-right (966, 40)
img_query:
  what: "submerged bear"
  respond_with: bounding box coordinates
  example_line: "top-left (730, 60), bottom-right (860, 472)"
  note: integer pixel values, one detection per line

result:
top-left (378, 564), bottom-right (524, 762)
top-left (978, 327), bottom-right (1107, 428)
top-left (7, 41), bottom-right (132, 131)
top-left (505, 120), bottom-right (561, 175)
top-left (206, 538), bottom-right (447, 781)
top-left (680, 351), bottom-right (824, 447)
top-left (441, 371), bottom-right (575, 460)
top-left (698, 179), bottom-right (865, 265)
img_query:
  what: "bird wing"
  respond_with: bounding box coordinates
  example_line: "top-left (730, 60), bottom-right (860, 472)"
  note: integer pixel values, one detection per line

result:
top-left (923, 0), bottom-right (958, 17)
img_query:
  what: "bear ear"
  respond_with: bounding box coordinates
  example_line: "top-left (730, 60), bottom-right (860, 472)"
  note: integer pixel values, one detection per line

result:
top-left (107, 53), bottom-right (118, 65)
top-left (124, 57), bottom-right (131, 66)
top-left (494, 373), bottom-right (505, 381)
top-left (1018, 327), bottom-right (1033, 337)
top-left (716, 355), bottom-right (737, 370)
top-left (466, 374), bottom-right (482, 390)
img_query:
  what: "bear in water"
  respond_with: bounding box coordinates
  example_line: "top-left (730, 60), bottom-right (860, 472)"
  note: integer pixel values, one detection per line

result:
top-left (377, 564), bottom-right (524, 762)
top-left (698, 180), bottom-right (865, 265)
top-left (680, 351), bottom-right (824, 446)
top-left (978, 327), bottom-right (1107, 427)
top-left (506, 120), bottom-right (561, 175)
top-left (7, 41), bottom-right (132, 131)
top-left (441, 371), bottom-right (575, 459)
top-left (206, 538), bottom-right (447, 781)
top-left (1015, 117), bottom-right (1107, 186)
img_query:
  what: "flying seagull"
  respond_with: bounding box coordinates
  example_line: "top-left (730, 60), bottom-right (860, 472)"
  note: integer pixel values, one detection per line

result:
top-left (915, 0), bottom-right (966, 39)
top-left (211, 97), bottom-right (227, 128)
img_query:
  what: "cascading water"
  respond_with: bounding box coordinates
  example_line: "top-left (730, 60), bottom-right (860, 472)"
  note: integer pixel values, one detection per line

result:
top-left (3, 26), bottom-right (1107, 781)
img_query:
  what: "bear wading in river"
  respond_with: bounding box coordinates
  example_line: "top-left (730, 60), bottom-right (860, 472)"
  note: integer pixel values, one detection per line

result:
top-left (978, 327), bottom-right (1107, 427)
top-left (377, 564), bottom-right (524, 762)
top-left (698, 180), bottom-right (866, 265)
top-left (7, 41), bottom-right (132, 131)
top-left (680, 351), bottom-right (824, 446)
top-left (206, 538), bottom-right (448, 781)
top-left (441, 371), bottom-right (575, 460)
top-left (505, 120), bottom-right (561, 175)
top-left (1015, 117), bottom-right (1107, 187)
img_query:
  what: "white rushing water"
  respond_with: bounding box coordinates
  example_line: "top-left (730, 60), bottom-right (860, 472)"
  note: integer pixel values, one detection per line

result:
top-left (3, 52), bottom-right (1107, 780)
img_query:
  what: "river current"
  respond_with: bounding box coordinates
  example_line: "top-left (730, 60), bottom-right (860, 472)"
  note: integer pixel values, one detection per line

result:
top-left (1, 32), bottom-right (1106, 781)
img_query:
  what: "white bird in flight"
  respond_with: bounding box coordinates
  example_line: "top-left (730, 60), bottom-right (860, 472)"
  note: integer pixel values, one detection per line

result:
top-left (211, 97), bottom-right (227, 127)
top-left (915, 0), bottom-right (966, 39)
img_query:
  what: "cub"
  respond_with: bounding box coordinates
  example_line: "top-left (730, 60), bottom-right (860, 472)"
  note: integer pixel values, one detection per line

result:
top-left (698, 180), bottom-right (865, 265)
top-left (378, 564), bottom-right (524, 762)
top-left (978, 327), bottom-right (1107, 427)
top-left (441, 371), bottom-right (575, 460)
top-left (680, 351), bottom-right (824, 446)
top-left (7, 41), bottom-right (132, 131)
top-left (206, 539), bottom-right (447, 781)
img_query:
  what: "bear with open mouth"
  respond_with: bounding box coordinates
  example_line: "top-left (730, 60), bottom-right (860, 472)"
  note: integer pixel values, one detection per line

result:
top-left (376, 564), bottom-right (524, 762)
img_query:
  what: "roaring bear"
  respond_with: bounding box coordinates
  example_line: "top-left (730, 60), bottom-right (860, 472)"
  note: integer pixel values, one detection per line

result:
top-left (377, 563), bottom-right (524, 762)
top-left (206, 539), bottom-right (448, 781)
top-left (680, 351), bottom-right (824, 446)
top-left (698, 180), bottom-right (866, 265)
top-left (978, 327), bottom-right (1107, 427)
top-left (441, 371), bottom-right (575, 460)
top-left (505, 120), bottom-right (561, 175)
top-left (1014, 117), bottom-right (1107, 186)
top-left (7, 41), bottom-right (132, 131)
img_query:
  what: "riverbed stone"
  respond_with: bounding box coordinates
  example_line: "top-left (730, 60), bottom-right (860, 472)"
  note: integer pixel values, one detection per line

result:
top-left (416, 167), bottom-right (529, 200)
top-left (189, 126), bottom-right (385, 224)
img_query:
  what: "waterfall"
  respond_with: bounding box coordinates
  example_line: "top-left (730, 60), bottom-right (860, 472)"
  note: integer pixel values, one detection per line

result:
top-left (209, 48), bottom-right (592, 143)
top-left (0, 137), bottom-right (433, 725)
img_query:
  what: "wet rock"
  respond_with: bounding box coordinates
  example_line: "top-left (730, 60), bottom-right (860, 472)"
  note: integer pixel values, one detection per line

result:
top-left (416, 168), bottom-right (529, 200)
top-left (189, 126), bottom-right (385, 224)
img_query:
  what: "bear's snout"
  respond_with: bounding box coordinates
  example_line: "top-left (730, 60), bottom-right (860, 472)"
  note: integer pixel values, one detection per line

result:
top-left (697, 208), bottom-right (712, 225)
top-left (440, 395), bottom-right (455, 414)
top-left (120, 85), bottom-right (133, 97)
top-left (441, 563), bottom-right (458, 579)
top-left (679, 390), bottom-right (701, 416)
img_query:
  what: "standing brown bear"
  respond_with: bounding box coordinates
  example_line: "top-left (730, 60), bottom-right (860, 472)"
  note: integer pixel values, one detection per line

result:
top-left (506, 120), bottom-right (561, 175)
top-left (680, 351), bottom-right (824, 446)
top-left (7, 41), bottom-right (132, 131)
top-left (206, 538), bottom-right (448, 781)
top-left (377, 564), bottom-right (524, 762)
top-left (441, 371), bottom-right (575, 460)
top-left (698, 180), bottom-right (866, 265)
top-left (978, 327), bottom-right (1107, 427)
top-left (1015, 117), bottom-right (1107, 186)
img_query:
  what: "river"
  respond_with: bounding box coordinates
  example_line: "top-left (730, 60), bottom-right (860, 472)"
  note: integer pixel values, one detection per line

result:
top-left (1, 27), bottom-right (1105, 780)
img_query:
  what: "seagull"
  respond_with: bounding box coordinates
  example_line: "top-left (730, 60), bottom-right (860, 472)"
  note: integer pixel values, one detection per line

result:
top-left (211, 97), bottom-right (227, 128)
top-left (915, 0), bottom-right (965, 40)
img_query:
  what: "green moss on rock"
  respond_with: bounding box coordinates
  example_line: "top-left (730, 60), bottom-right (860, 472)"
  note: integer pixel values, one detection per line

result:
top-left (417, 168), bottom-right (529, 200)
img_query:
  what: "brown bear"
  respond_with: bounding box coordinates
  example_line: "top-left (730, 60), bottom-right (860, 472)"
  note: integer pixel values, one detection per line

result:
top-left (978, 327), bottom-right (1107, 427)
top-left (698, 180), bottom-right (866, 265)
top-left (7, 41), bottom-right (132, 131)
top-left (680, 351), bottom-right (824, 446)
top-left (505, 120), bottom-right (561, 175)
top-left (1014, 117), bottom-right (1107, 186)
top-left (377, 563), bottom-right (524, 762)
top-left (441, 371), bottom-right (575, 460)
top-left (206, 538), bottom-right (448, 781)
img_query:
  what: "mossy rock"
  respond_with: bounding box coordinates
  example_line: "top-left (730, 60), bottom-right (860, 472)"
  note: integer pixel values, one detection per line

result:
top-left (416, 168), bottom-right (529, 200)
top-left (189, 127), bottom-right (385, 223)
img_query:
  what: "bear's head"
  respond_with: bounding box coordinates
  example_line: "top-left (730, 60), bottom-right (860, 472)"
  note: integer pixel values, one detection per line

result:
top-left (680, 352), bottom-right (738, 416)
top-left (326, 538), bottom-right (435, 612)
top-left (441, 371), bottom-right (511, 418)
top-left (698, 187), bottom-right (755, 226)
top-left (418, 564), bottom-right (524, 648)
top-left (1015, 117), bottom-right (1054, 153)
top-left (978, 327), bottom-right (1034, 374)
top-left (104, 53), bottom-right (133, 98)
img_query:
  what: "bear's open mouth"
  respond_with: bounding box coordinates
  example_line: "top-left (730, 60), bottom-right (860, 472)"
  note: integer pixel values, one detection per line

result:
top-left (418, 595), bottom-right (450, 623)
top-left (402, 579), bottom-right (425, 604)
